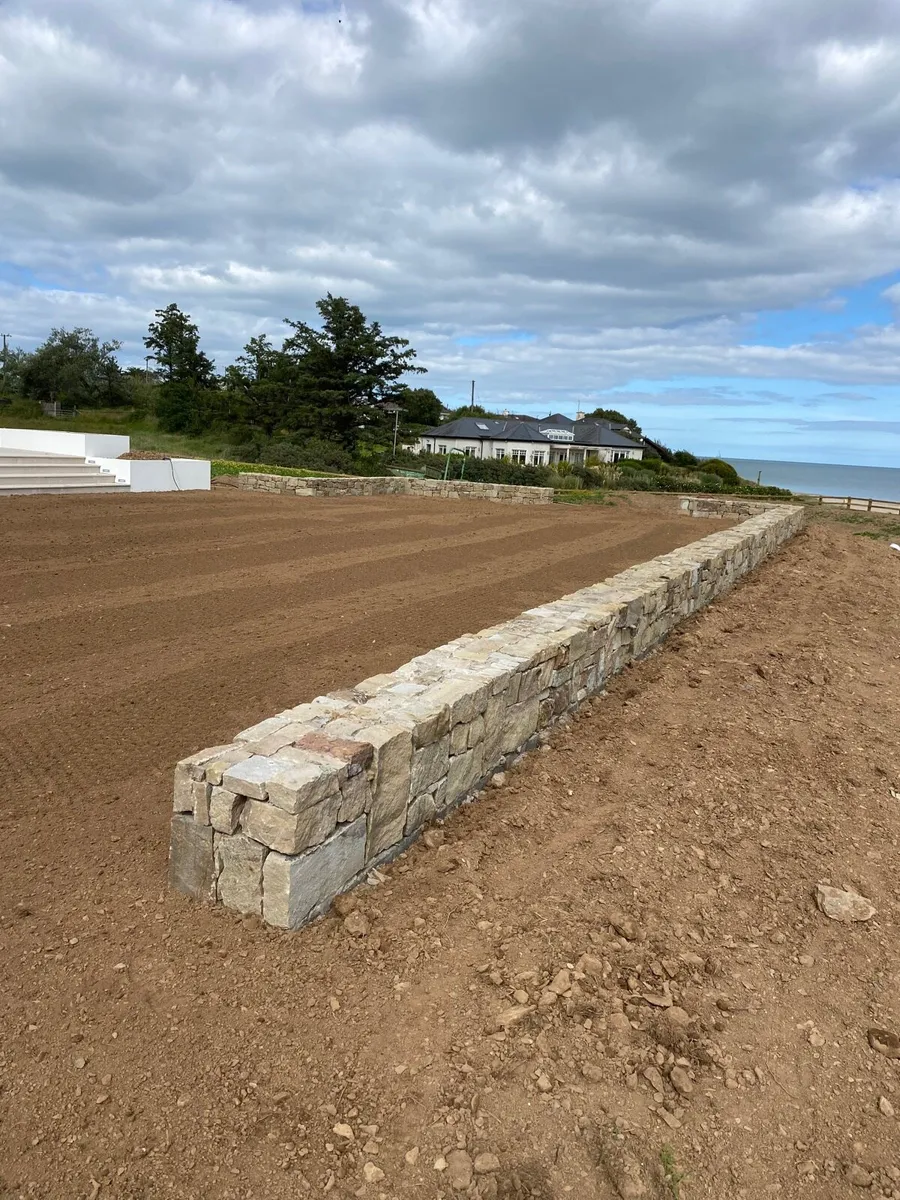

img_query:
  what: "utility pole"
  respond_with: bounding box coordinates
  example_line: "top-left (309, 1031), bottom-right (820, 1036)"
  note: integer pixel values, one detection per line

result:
top-left (1, 333), bottom-right (9, 396)
top-left (470, 379), bottom-right (475, 408)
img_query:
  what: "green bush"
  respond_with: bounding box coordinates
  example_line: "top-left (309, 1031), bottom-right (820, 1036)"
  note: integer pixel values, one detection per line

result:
top-left (225, 436), bottom-right (355, 474)
top-left (699, 457), bottom-right (740, 483)
top-left (211, 460), bottom-right (336, 479)
top-left (673, 450), bottom-right (699, 467)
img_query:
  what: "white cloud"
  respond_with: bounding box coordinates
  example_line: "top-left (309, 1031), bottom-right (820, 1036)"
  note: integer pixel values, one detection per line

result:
top-left (1, 0), bottom-right (900, 448)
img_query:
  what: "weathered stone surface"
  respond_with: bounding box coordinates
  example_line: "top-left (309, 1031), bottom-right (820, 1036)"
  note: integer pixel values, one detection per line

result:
top-left (263, 758), bottom-right (341, 814)
top-left (222, 755), bottom-right (283, 800)
top-left (447, 744), bottom-right (484, 797)
top-left (263, 817), bottom-right (367, 929)
top-left (242, 795), bottom-right (340, 854)
top-left (449, 722), bottom-right (468, 755)
top-left (363, 724), bottom-right (413, 858)
top-left (338, 771), bottom-right (372, 823)
top-left (173, 766), bottom-right (194, 813)
top-left (214, 832), bottom-right (266, 915)
top-left (209, 786), bottom-right (244, 833)
top-left (177, 743), bottom-right (244, 783)
top-left (501, 697), bottom-right (541, 755)
top-left (191, 781), bottom-right (212, 825)
top-left (411, 735), bottom-right (450, 794)
top-left (169, 816), bottom-right (215, 901)
top-left (294, 731), bottom-right (374, 768)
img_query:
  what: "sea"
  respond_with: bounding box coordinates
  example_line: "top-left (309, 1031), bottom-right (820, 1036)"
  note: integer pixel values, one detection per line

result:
top-left (725, 458), bottom-right (900, 502)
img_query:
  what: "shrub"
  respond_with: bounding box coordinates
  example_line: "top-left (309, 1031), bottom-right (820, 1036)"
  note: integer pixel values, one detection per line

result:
top-left (673, 450), bottom-right (699, 467)
top-left (225, 436), bottom-right (355, 474)
top-left (699, 457), bottom-right (740, 484)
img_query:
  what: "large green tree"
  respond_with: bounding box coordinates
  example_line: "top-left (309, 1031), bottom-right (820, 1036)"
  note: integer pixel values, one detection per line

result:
top-left (0, 345), bottom-right (30, 401)
top-left (397, 386), bottom-right (442, 427)
top-left (224, 334), bottom-right (295, 436)
top-left (21, 327), bottom-right (126, 408)
top-left (282, 294), bottom-right (425, 448)
top-left (144, 304), bottom-right (218, 432)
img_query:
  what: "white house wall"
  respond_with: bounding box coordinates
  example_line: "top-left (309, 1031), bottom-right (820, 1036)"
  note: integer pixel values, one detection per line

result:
top-left (415, 436), bottom-right (642, 465)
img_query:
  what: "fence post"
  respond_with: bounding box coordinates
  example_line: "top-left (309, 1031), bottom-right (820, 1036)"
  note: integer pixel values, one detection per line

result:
top-left (867, 498), bottom-right (873, 511)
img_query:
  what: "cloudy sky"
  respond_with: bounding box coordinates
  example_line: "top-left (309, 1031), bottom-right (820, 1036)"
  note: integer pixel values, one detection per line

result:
top-left (2, 0), bottom-right (900, 464)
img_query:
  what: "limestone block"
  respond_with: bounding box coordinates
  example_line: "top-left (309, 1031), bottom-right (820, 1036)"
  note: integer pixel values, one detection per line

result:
top-left (338, 771), bottom-right (372, 823)
top-left (169, 816), bottom-right (216, 901)
top-left (242, 794), bottom-right (340, 854)
top-left (253, 757), bottom-right (340, 814)
top-left (192, 781), bottom-right (212, 825)
top-left (501, 697), bottom-right (540, 755)
top-left (294, 731), bottom-right (374, 769)
top-left (467, 714), bottom-right (485, 749)
top-left (222, 755), bottom-right (283, 800)
top-left (173, 766), bottom-right (193, 813)
top-left (411, 735), bottom-right (450, 793)
top-left (214, 833), bottom-right (266, 916)
top-left (202, 746), bottom-right (253, 786)
top-left (449, 722), bottom-right (468, 755)
top-left (447, 744), bottom-right (484, 798)
top-left (234, 713), bottom-right (295, 743)
top-left (262, 816), bottom-right (367, 929)
top-left (177, 743), bottom-right (245, 784)
top-left (406, 790), bottom-right (438, 834)
top-left (210, 786), bottom-right (245, 833)
top-left (356, 723), bottom-right (413, 858)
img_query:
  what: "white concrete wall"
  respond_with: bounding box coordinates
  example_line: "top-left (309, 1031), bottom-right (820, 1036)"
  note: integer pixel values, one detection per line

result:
top-left (0, 428), bottom-right (131, 458)
top-left (92, 458), bottom-right (211, 491)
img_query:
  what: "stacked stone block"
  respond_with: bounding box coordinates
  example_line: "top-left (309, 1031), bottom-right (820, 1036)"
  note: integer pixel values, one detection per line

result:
top-left (236, 474), bottom-right (552, 504)
top-left (680, 496), bottom-right (777, 519)
top-left (170, 503), bottom-right (806, 928)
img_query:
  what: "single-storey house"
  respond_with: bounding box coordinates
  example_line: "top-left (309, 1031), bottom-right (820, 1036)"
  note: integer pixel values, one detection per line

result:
top-left (415, 413), bottom-right (645, 466)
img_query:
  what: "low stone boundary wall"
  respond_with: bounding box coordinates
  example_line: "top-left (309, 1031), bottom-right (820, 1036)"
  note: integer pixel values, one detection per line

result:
top-left (236, 473), bottom-right (553, 504)
top-left (170, 503), bottom-right (805, 928)
top-left (680, 495), bottom-right (777, 519)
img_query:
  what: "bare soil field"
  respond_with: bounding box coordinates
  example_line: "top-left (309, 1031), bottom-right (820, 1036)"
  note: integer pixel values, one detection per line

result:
top-left (1, 498), bottom-right (898, 1200)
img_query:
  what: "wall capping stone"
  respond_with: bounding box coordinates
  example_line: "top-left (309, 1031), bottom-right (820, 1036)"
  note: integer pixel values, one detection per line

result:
top-left (169, 501), bottom-right (806, 928)
top-left (235, 473), bottom-right (553, 504)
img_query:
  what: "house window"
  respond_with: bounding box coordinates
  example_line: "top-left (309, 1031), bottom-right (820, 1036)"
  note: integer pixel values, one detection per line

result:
top-left (530, 451), bottom-right (545, 465)
top-left (423, 442), bottom-right (432, 452)
top-left (495, 449), bottom-right (505, 459)
top-left (464, 446), bottom-right (477, 456)
top-left (438, 444), bottom-right (448, 454)
top-left (510, 449), bottom-right (527, 463)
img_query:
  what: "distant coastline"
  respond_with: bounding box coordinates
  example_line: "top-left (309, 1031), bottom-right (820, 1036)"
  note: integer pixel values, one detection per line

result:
top-left (725, 458), bottom-right (900, 502)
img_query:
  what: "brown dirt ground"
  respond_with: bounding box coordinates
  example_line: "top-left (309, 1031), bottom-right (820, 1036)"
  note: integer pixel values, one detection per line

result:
top-left (1, 499), bottom-right (899, 1199)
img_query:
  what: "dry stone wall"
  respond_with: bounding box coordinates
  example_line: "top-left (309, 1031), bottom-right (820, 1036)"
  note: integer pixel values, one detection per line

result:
top-left (237, 473), bottom-right (553, 504)
top-left (679, 496), bottom-right (779, 519)
top-left (170, 502), bottom-right (806, 928)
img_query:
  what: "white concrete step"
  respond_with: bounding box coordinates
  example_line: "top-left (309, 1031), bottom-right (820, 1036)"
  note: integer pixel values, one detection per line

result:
top-left (0, 451), bottom-right (131, 495)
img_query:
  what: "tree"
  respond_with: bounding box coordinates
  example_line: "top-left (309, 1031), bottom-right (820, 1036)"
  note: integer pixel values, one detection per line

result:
top-left (673, 449), bottom-right (699, 467)
top-left (21, 327), bottom-right (126, 408)
top-left (224, 334), bottom-right (295, 436)
top-left (0, 345), bottom-right (31, 402)
top-left (583, 407), bottom-right (643, 441)
top-left (449, 403), bottom-right (494, 419)
top-left (144, 304), bottom-right (218, 432)
top-left (397, 386), bottom-right (442, 427)
top-left (282, 294), bottom-right (425, 449)
top-left (144, 304), bottom-right (215, 385)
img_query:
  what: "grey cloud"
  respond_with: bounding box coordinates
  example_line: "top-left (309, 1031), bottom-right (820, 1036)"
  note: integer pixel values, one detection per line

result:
top-left (2, 0), bottom-right (900, 409)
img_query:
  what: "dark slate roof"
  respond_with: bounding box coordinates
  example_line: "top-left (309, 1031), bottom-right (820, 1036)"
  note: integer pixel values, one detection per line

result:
top-left (572, 420), bottom-right (644, 448)
top-left (421, 414), bottom-right (644, 449)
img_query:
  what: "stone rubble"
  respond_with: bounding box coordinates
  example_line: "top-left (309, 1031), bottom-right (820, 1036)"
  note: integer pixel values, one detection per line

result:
top-left (169, 499), bottom-right (806, 929)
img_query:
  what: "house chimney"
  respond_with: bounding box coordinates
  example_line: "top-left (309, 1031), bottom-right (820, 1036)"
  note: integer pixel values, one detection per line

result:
top-left (575, 410), bottom-right (585, 420)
